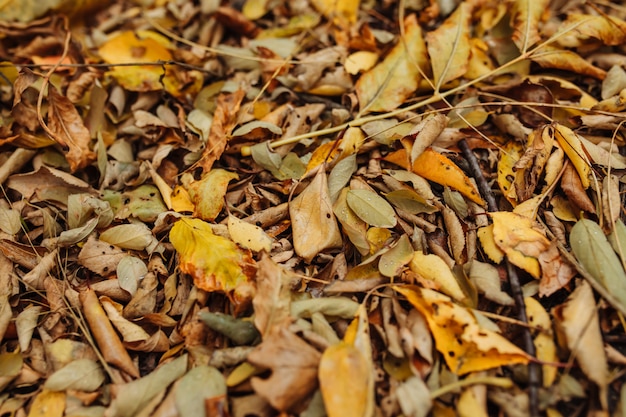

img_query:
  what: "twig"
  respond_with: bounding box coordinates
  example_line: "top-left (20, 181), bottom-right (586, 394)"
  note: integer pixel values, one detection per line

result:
top-left (459, 138), bottom-right (541, 417)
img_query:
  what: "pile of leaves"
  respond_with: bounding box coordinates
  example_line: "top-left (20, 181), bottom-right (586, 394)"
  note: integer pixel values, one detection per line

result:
top-left (1, 0), bottom-right (626, 415)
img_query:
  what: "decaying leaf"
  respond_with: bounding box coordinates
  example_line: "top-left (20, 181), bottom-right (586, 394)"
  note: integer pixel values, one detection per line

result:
top-left (409, 251), bottom-right (468, 304)
top-left (169, 217), bottom-right (256, 309)
top-left (290, 169), bottom-right (343, 262)
top-left (395, 286), bottom-right (531, 375)
top-left (553, 281), bottom-right (608, 409)
top-left (248, 328), bottom-right (321, 412)
top-left (182, 169), bottom-right (239, 222)
top-left (510, 0), bottom-right (550, 53)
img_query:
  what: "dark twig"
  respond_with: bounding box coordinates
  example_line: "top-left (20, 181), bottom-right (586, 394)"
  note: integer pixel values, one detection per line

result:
top-left (458, 139), bottom-right (541, 417)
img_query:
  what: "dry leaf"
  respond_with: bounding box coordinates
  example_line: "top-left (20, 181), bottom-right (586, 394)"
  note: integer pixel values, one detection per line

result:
top-left (355, 14), bottom-right (427, 112)
top-left (409, 251), bottom-right (468, 304)
top-left (169, 217), bottom-right (256, 310)
top-left (290, 169), bottom-right (343, 262)
top-left (44, 359), bottom-right (105, 392)
top-left (79, 288), bottom-right (139, 377)
top-left (183, 169), bottom-right (239, 222)
top-left (524, 297), bottom-right (557, 387)
top-left (426, 2), bottom-right (472, 90)
top-left (510, 0), bottom-right (550, 53)
top-left (395, 286), bottom-right (531, 375)
top-left (553, 281), bottom-right (608, 409)
top-left (248, 328), bottom-right (321, 412)
top-left (346, 189), bottom-right (397, 228)
top-left (319, 305), bottom-right (374, 417)
top-left (228, 214), bottom-right (273, 253)
top-left (385, 148), bottom-right (484, 205)
top-left (47, 85), bottom-right (96, 172)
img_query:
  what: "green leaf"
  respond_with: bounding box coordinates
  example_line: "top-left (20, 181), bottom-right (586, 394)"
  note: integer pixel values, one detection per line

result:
top-left (383, 189), bottom-right (438, 215)
top-left (198, 312), bottom-right (260, 345)
top-left (378, 234), bottom-right (414, 278)
top-left (328, 154), bottom-right (357, 203)
top-left (570, 219), bottom-right (626, 309)
top-left (346, 189), bottom-right (397, 228)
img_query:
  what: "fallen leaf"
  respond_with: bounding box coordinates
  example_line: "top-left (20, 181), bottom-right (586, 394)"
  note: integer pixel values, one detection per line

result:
top-left (290, 169), bottom-right (343, 262)
top-left (47, 85), bottom-right (96, 172)
top-left (553, 281), bottom-right (608, 409)
top-left (27, 390), bottom-right (65, 417)
top-left (355, 14), bottom-right (427, 112)
top-left (175, 365), bottom-right (227, 417)
top-left (385, 147), bottom-right (484, 205)
top-left (524, 297), bottom-right (557, 387)
top-left (43, 358), bottom-right (105, 392)
top-left (394, 286), bottom-right (532, 375)
top-left (106, 355), bottom-right (188, 417)
top-left (99, 223), bottom-right (154, 251)
top-left (409, 251), bottom-right (468, 304)
top-left (560, 13), bottom-right (626, 46)
top-left (426, 2), bottom-right (472, 90)
top-left (570, 218), bottom-right (626, 311)
top-left (310, 0), bottom-right (359, 28)
top-left (182, 169), bottom-right (239, 222)
top-left (553, 123), bottom-right (591, 189)
top-left (510, 0), bottom-right (550, 53)
top-left (490, 211), bottom-right (550, 278)
top-left (319, 305), bottom-right (374, 417)
top-left (248, 328), bottom-right (321, 412)
top-left (98, 30), bottom-right (172, 92)
top-left (228, 214), bottom-right (273, 253)
top-left (346, 189), bottom-right (397, 229)
top-left (169, 217), bottom-right (256, 309)
top-left (80, 288), bottom-right (139, 378)
top-left (531, 46), bottom-right (606, 80)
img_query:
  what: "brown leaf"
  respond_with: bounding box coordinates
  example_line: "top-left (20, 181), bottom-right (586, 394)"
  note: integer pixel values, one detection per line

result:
top-left (47, 85), bottom-right (96, 171)
top-left (248, 328), bottom-right (321, 412)
top-left (531, 46), bottom-right (606, 80)
top-left (11, 69), bottom-right (40, 131)
top-left (80, 288), bottom-right (139, 378)
top-left (196, 90), bottom-right (245, 174)
top-left (560, 162), bottom-right (595, 214)
top-left (289, 168), bottom-right (343, 262)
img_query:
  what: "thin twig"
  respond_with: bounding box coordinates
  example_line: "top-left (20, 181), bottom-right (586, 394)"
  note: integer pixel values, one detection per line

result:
top-left (459, 138), bottom-right (541, 417)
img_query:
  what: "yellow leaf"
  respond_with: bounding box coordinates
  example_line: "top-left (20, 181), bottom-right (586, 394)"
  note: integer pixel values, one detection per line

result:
top-left (305, 141), bottom-right (340, 175)
top-left (170, 218), bottom-right (256, 309)
top-left (490, 212), bottom-right (550, 278)
top-left (171, 185), bottom-right (195, 213)
top-left (319, 305), bottom-right (374, 417)
top-left (394, 286), bottom-right (531, 375)
top-left (310, 0), bottom-right (359, 28)
top-left (426, 2), bottom-right (472, 91)
top-left (228, 214), bottom-right (273, 253)
top-left (98, 31), bottom-right (172, 91)
top-left (497, 141), bottom-right (524, 206)
top-left (290, 169), bottom-right (343, 262)
top-left (465, 38), bottom-right (496, 80)
top-left (385, 148), bottom-right (484, 205)
top-left (27, 390), bottom-right (65, 417)
top-left (524, 297), bottom-right (557, 387)
top-left (355, 14), bottom-right (427, 112)
top-left (553, 123), bottom-right (591, 189)
top-left (345, 51), bottom-right (378, 75)
top-left (510, 0), bottom-right (550, 53)
top-left (531, 46), bottom-right (606, 80)
top-left (409, 251), bottom-right (468, 304)
top-left (182, 169), bottom-right (239, 221)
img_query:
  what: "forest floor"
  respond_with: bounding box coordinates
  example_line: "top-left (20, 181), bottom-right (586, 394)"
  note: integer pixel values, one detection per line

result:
top-left (1, 0), bottom-right (626, 416)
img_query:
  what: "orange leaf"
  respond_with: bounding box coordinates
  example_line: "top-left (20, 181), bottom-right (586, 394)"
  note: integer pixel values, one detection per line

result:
top-left (394, 286), bottom-right (531, 375)
top-left (531, 46), bottom-right (606, 80)
top-left (510, 0), bottom-right (550, 53)
top-left (385, 148), bottom-right (484, 205)
top-left (170, 218), bottom-right (256, 310)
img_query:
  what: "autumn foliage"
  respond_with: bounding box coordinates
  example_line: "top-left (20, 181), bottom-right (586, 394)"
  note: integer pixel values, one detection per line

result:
top-left (1, 0), bottom-right (626, 416)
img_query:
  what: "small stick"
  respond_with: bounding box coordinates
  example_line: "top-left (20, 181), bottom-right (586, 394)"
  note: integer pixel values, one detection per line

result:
top-left (459, 138), bottom-right (541, 417)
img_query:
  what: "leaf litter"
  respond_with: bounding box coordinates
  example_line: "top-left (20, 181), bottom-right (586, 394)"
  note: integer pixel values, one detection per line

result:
top-left (1, 1), bottom-right (626, 416)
